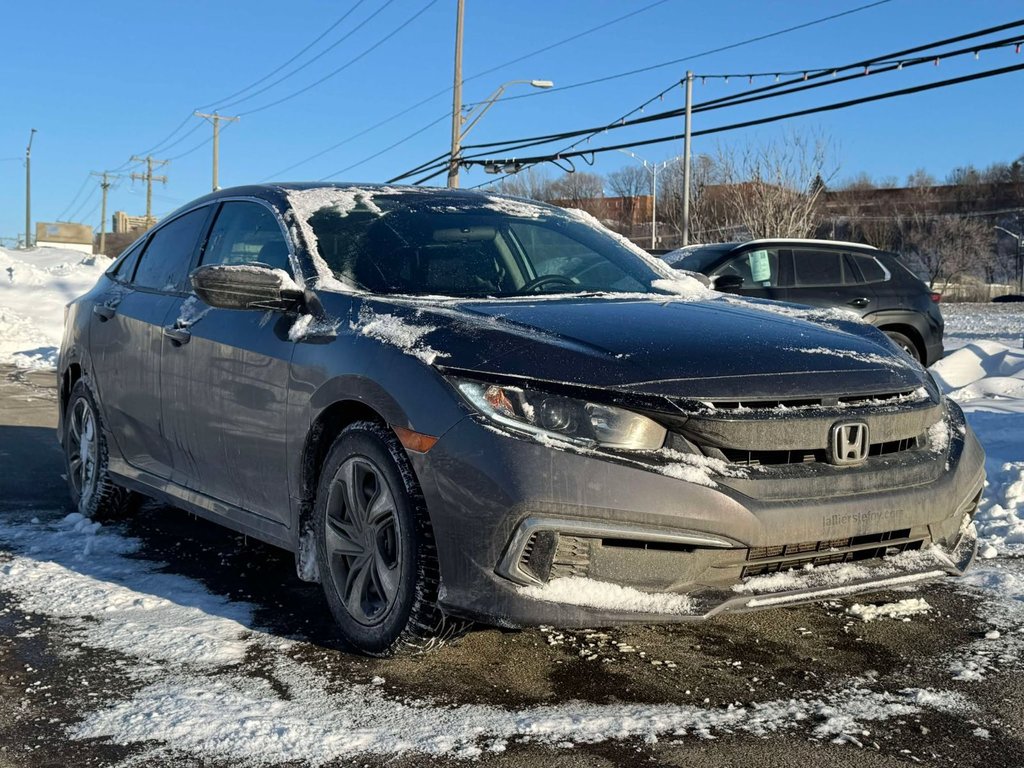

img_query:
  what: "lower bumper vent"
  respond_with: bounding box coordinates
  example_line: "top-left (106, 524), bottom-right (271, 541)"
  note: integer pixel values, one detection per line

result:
top-left (743, 528), bottom-right (924, 577)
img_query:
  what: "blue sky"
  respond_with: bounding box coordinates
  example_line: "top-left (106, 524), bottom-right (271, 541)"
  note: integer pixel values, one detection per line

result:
top-left (2, 0), bottom-right (1023, 243)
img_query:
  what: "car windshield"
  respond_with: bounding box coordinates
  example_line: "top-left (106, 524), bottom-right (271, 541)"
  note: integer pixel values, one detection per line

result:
top-left (668, 243), bottom-right (737, 273)
top-left (304, 195), bottom-right (664, 298)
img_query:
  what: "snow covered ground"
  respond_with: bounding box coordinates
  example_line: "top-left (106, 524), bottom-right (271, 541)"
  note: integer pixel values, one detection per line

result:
top-left (0, 246), bottom-right (111, 370)
top-left (1, 247), bottom-right (1024, 764)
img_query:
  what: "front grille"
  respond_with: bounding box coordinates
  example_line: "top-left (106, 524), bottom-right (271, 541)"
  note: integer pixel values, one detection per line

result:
top-left (743, 528), bottom-right (923, 577)
top-left (702, 389), bottom-right (919, 412)
top-left (719, 435), bottom-right (922, 467)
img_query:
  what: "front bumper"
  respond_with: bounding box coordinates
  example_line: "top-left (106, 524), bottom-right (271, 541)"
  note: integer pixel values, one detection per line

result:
top-left (410, 403), bottom-right (985, 628)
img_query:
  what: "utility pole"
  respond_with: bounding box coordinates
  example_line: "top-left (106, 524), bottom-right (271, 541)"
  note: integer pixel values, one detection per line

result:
top-left (681, 71), bottom-right (693, 246)
top-left (447, 0), bottom-right (465, 188)
top-left (129, 155), bottom-right (168, 223)
top-left (25, 128), bottom-right (36, 248)
top-left (194, 111), bottom-right (239, 191)
top-left (90, 171), bottom-right (121, 255)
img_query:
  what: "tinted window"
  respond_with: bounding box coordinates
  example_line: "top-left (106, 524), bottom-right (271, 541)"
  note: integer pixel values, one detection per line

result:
top-left (854, 254), bottom-right (887, 283)
top-left (107, 239), bottom-right (144, 282)
top-left (713, 248), bottom-right (781, 287)
top-left (792, 249), bottom-right (844, 287)
top-left (306, 200), bottom-right (659, 297)
top-left (201, 201), bottom-right (291, 272)
top-left (132, 208), bottom-right (210, 291)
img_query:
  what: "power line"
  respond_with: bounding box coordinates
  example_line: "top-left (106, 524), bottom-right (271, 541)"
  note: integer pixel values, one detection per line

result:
top-left (196, 0), bottom-right (371, 111)
top-left (263, 0), bottom-right (674, 179)
top-left (393, 24), bottom-right (1024, 183)
top-left (465, 61), bottom-right (1024, 172)
top-left (57, 173), bottom-right (93, 221)
top-left (320, 112), bottom-right (451, 180)
top-left (238, 1), bottom-right (439, 117)
top-left (459, 33), bottom-right (1024, 162)
top-left (218, 0), bottom-right (397, 113)
top-left (468, 0), bottom-right (897, 108)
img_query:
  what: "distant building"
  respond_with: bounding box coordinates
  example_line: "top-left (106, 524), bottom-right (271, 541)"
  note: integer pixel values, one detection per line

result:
top-left (35, 222), bottom-right (94, 254)
top-left (112, 211), bottom-right (155, 234)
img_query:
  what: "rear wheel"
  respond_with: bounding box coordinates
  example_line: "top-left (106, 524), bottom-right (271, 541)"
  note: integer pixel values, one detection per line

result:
top-left (883, 330), bottom-right (921, 363)
top-left (64, 380), bottom-right (139, 518)
top-left (313, 421), bottom-right (469, 656)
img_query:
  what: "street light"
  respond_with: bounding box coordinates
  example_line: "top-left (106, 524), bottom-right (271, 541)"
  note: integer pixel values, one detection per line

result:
top-left (616, 149), bottom-right (670, 250)
top-left (447, 79), bottom-right (553, 188)
top-left (994, 225), bottom-right (1024, 293)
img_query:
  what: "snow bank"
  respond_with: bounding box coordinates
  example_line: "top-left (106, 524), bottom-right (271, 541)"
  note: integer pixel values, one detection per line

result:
top-left (931, 341), bottom-right (1024, 556)
top-left (0, 246), bottom-right (111, 369)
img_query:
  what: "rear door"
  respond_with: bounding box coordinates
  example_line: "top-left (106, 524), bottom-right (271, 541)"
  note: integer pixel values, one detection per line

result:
top-left (783, 246), bottom-right (876, 317)
top-left (88, 207), bottom-right (212, 479)
top-left (160, 199), bottom-right (296, 525)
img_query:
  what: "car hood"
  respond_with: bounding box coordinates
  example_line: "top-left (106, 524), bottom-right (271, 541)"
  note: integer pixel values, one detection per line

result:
top-left (359, 295), bottom-right (930, 401)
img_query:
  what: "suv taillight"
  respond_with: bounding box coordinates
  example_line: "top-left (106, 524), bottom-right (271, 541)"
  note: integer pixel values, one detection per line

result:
top-left (929, 292), bottom-right (942, 303)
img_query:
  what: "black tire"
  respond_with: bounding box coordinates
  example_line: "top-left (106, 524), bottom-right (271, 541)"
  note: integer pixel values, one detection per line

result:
top-left (883, 330), bottom-right (922, 363)
top-left (313, 421), bottom-right (469, 656)
top-left (64, 379), bottom-right (139, 519)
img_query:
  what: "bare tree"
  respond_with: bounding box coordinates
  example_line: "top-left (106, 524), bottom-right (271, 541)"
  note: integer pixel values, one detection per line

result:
top-left (897, 213), bottom-right (992, 291)
top-left (492, 167), bottom-right (554, 201)
top-left (607, 165), bottom-right (650, 230)
top-left (547, 171), bottom-right (605, 208)
top-left (713, 132), bottom-right (837, 239)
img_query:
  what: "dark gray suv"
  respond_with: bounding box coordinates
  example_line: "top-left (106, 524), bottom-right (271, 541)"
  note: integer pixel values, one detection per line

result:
top-left (59, 185), bottom-right (982, 656)
top-left (663, 239), bottom-right (945, 365)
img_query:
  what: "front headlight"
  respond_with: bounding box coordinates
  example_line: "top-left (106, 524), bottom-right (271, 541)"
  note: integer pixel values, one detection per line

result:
top-left (453, 378), bottom-right (667, 451)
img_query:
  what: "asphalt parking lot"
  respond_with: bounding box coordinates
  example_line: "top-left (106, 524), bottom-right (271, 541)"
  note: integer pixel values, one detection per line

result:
top-left (1, 365), bottom-right (1022, 767)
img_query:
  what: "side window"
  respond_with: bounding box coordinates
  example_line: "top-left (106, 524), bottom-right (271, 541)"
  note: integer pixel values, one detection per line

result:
top-left (714, 248), bottom-right (780, 287)
top-left (107, 239), bottom-right (145, 282)
top-left (792, 249), bottom-right (844, 287)
top-left (201, 201), bottom-right (291, 272)
top-left (132, 207), bottom-right (211, 291)
top-left (854, 254), bottom-right (888, 283)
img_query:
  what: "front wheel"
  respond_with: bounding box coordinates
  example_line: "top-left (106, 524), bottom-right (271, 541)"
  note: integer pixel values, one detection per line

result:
top-left (64, 380), bottom-right (138, 518)
top-left (313, 421), bottom-right (469, 656)
top-left (883, 330), bottom-right (922, 363)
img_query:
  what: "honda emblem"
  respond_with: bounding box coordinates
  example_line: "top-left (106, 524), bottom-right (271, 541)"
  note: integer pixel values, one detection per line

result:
top-left (828, 421), bottom-right (869, 466)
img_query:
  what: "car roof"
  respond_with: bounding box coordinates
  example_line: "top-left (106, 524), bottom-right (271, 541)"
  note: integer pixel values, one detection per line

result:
top-left (742, 237), bottom-right (878, 250)
top-left (158, 182), bottom-right (563, 224)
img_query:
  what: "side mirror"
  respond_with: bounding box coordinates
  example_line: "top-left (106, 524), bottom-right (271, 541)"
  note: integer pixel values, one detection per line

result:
top-left (190, 264), bottom-right (304, 311)
top-left (713, 274), bottom-right (745, 293)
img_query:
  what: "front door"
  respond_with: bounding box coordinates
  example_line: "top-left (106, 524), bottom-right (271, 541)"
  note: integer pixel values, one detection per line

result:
top-left (160, 200), bottom-right (296, 526)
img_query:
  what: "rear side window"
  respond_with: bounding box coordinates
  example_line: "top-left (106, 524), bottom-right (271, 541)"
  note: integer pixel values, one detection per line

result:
top-left (853, 254), bottom-right (888, 283)
top-left (132, 207), bottom-right (211, 292)
top-left (201, 201), bottom-right (292, 272)
top-left (792, 249), bottom-right (845, 287)
top-left (107, 240), bottom-right (144, 282)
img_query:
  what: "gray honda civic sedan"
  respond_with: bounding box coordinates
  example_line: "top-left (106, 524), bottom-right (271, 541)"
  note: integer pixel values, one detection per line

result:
top-left (59, 184), bottom-right (985, 656)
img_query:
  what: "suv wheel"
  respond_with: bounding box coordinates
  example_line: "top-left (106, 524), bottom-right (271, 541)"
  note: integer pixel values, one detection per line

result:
top-left (313, 421), bottom-right (469, 656)
top-left (883, 331), bottom-right (921, 363)
top-left (64, 380), bottom-right (139, 518)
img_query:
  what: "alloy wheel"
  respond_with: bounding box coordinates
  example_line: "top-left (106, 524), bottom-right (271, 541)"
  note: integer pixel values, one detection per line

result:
top-left (67, 397), bottom-right (99, 510)
top-left (323, 456), bottom-right (403, 626)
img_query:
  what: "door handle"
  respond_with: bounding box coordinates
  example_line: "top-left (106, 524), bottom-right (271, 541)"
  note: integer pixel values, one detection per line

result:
top-left (162, 325), bottom-right (192, 345)
top-left (93, 304), bottom-right (117, 321)
top-left (848, 297), bottom-right (871, 308)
